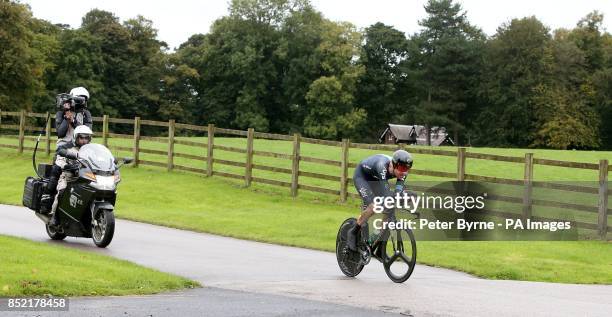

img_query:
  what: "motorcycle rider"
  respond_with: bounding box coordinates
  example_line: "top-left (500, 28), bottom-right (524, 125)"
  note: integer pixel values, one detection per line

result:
top-left (48, 125), bottom-right (94, 226)
top-left (347, 150), bottom-right (413, 251)
top-left (40, 87), bottom-right (93, 213)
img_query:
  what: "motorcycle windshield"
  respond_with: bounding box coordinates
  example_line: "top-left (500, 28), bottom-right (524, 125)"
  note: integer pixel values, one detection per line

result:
top-left (78, 144), bottom-right (116, 172)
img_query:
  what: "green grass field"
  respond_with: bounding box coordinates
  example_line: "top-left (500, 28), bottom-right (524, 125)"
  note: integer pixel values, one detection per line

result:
top-left (0, 235), bottom-right (199, 296)
top-left (3, 133), bottom-right (610, 229)
top-left (0, 143), bottom-right (610, 284)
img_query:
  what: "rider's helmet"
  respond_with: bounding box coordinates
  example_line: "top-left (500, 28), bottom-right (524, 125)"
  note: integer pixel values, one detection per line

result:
top-left (70, 87), bottom-right (90, 100)
top-left (73, 125), bottom-right (93, 146)
top-left (392, 149), bottom-right (413, 173)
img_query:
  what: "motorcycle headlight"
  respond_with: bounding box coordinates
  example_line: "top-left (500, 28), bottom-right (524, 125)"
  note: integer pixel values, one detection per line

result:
top-left (92, 175), bottom-right (115, 190)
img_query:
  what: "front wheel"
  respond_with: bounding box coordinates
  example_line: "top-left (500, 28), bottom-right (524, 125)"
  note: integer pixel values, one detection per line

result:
top-left (45, 223), bottom-right (66, 241)
top-left (382, 228), bottom-right (417, 283)
top-left (336, 218), bottom-right (364, 277)
top-left (91, 209), bottom-right (115, 248)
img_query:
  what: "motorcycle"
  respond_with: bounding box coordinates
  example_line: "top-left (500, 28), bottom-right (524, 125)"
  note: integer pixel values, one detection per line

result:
top-left (22, 120), bottom-right (132, 248)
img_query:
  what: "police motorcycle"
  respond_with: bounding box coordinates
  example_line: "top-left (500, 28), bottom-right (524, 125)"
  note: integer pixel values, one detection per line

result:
top-left (22, 112), bottom-right (132, 248)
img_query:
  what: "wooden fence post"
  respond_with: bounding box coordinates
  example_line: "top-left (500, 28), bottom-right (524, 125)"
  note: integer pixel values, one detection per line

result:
top-left (207, 124), bottom-right (214, 177)
top-left (0, 109), bottom-right (2, 138)
top-left (45, 112), bottom-right (51, 156)
top-left (18, 110), bottom-right (25, 154)
top-left (340, 138), bottom-right (349, 202)
top-left (133, 116), bottom-right (140, 167)
top-left (167, 119), bottom-right (175, 171)
top-left (457, 147), bottom-right (466, 181)
top-left (245, 128), bottom-right (254, 187)
top-left (102, 115), bottom-right (109, 147)
top-left (598, 159), bottom-right (609, 240)
top-left (291, 133), bottom-right (301, 197)
top-left (522, 153), bottom-right (534, 221)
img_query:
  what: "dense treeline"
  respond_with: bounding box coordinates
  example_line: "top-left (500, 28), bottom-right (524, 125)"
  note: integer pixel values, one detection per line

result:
top-left (1, 0), bottom-right (610, 149)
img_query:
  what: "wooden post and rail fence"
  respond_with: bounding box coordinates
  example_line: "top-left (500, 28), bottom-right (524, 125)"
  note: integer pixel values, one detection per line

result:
top-left (0, 109), bottom-right (610, 240)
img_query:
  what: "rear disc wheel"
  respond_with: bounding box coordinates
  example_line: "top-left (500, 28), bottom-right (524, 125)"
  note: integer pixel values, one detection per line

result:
top-left (336, 218), bottom-right (365, 277)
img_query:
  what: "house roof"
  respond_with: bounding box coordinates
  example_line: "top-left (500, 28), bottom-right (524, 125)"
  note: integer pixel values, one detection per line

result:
top-left (381, 124), bottom-right (454, 146)
top-left (387, 124), bottom-right (417, 141)
top-left (414, 126), bottom-right (451, 146)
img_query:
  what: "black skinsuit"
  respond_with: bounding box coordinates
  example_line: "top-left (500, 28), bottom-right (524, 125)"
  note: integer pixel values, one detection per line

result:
top-left (353, 154), bottom-right (406, 211)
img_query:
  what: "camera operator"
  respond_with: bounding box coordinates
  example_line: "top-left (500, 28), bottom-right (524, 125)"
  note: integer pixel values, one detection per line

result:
top-left (40, 87), bottom-right (93, 214)
top-left (56, 87), bottom-right (93, 146)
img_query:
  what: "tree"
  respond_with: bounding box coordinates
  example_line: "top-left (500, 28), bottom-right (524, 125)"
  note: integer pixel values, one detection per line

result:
top-left (0, 1), bottom-right (56, 111)
top-left (356, 23), bottom-right (409, 141)
top-left (566, 11), bottom-right (611, 149)
top-left (230, 0), bottom-right (309, 26)
top-left (570, 11), bottom-right (606, 71)
top-left (303, 20), bottom-right (365, 139)
top-left (42, 28), bottom-right (108, 114)
top-left (409, 0), bottom-right (485, 145)
top-left (190, 15), bottom-right (280, 131)
top-left (475, 17), bottom-right (553, 147)
top-left (178, 0), bottom-right (366, 137)
top-left (275, 4), bottom-right (325, 132)
top-left (28, 17), bottom-right (62, 112)
top-left (531, 84), bottom-right (599, 149)
top-left (55, 10), bottom-right (167, 120)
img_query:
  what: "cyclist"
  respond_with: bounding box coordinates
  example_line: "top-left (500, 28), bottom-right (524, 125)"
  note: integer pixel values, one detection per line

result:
top-left (347, 149), bottom-right (413, 251)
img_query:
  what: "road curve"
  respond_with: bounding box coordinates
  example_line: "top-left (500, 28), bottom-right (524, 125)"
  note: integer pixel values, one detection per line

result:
top-left (1, 204), bottom-right (610, 316)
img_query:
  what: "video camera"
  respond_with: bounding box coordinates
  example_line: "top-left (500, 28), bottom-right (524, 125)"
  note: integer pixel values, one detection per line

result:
top-left (56, 93), bottom-right (87, 112)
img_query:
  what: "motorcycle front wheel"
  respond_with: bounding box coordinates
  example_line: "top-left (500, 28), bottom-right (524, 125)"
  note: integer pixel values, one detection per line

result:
top-left (91, 209), bottom-right (115, 248)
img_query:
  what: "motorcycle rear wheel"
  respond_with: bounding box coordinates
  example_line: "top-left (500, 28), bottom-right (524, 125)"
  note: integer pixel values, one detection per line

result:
top-left (45, 223), bottom-right (66, 240)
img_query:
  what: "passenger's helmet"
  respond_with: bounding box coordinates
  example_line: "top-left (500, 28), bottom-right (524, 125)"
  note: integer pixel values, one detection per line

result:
top-left (70, 87), bottom-right (90, 100)
top-left (73, 125), bottom-right (93, 146)
top-left (392, 150), bottom-right (413, 168)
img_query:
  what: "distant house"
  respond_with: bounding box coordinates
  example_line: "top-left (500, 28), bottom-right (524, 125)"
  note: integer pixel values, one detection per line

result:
top-left (379, 124), bottom-right (455, 146)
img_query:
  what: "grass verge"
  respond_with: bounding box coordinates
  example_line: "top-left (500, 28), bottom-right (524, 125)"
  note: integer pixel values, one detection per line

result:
top-left (0, 235), bottom-right (199, 296)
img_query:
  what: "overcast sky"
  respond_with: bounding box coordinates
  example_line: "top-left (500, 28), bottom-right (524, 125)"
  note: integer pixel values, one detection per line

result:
top-left (23, 0), bottom-right (611, 50)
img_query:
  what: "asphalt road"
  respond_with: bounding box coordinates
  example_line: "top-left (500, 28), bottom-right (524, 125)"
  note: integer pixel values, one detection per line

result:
top-left (1, 287), bottom-right (392, 317)
top-left (1, 204), bottom-right (611, 317)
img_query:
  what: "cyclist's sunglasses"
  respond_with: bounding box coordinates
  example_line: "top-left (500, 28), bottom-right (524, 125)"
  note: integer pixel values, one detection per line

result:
top-left (395, 162), bottom-right (412, 173)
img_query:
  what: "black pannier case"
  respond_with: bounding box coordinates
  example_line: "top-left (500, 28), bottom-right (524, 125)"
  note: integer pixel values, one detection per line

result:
top-left (23, 177), bottom-right (45, 211)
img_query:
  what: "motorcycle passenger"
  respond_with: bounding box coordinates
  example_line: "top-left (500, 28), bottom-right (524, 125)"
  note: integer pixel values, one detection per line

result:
top-left (57, 87), bottom-right (93, 146)
top-left (347, 150), bottom-right (413, 251)
top-left (40, 87), bottom-right (93, 213)
top-left (48, 125), bottom-right (94, 226)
